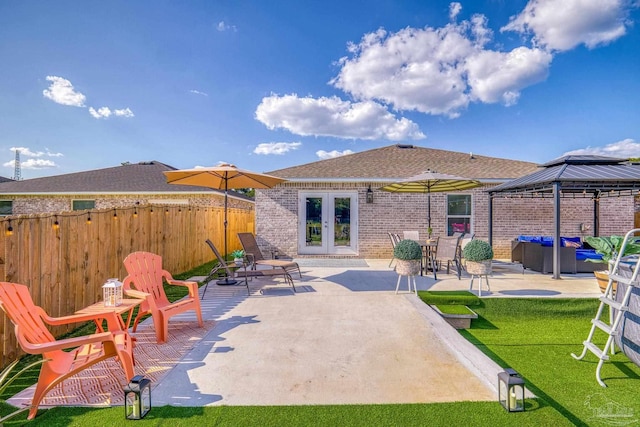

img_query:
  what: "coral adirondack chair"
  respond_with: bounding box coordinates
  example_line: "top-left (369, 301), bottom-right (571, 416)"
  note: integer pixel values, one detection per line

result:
top-left (122, 251), bottom-right (203, 344)
top-left (0, 282), bottom-right (135, 420)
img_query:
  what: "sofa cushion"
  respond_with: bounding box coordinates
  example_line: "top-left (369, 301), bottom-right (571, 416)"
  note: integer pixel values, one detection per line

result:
top-left (561, 237), bottom-right (582, 248)
top-left (576, 249), bottom-right (603, 261)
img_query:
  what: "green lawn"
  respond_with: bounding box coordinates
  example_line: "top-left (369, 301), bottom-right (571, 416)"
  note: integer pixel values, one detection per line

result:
top-left (4, 277), bottom-right (640, 426)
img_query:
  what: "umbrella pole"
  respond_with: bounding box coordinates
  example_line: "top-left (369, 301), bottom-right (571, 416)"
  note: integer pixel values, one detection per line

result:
top-left (217, 177), bottom-right (237, 286)
top-left (427, 189), bottom-right (432, 238)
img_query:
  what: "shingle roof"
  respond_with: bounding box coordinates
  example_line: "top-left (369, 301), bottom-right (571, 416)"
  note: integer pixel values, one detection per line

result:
top-left (266, 144), bottom-right (539, 181)
top-left (0, 161), bottom-right (227, 194)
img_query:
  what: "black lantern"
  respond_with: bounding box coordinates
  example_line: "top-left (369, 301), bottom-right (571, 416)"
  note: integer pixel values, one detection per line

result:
top-left (124, 375), bottom-right (151, 419)
top-left (366, 186), bottom-right (374, 204)
top-left (498, 368), bottom-right (525, 412)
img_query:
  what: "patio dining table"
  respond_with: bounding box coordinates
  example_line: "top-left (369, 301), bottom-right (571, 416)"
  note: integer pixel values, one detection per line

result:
top-left (419, 239), bottom-right (438, 279)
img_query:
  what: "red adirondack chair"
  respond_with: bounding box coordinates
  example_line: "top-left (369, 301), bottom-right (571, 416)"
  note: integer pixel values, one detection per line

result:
top-left (0, 282), bottom-right (135, 420)
top-left (122, 251), bottom-right (203, 344)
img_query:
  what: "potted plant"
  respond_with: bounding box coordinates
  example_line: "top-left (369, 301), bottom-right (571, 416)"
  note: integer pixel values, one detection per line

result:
top-left (231, 249), bottom-right (245, 266)
top-left (584, 235), bottom-right (640, 293)
top-left (393, 239), bottom-right (423, 276)
top-left (463, 239), bottom-right (494, 275)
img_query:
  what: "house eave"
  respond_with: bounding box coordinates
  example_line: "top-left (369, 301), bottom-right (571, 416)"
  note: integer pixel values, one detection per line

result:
top-left (0, 191), bottom-right (253, 202)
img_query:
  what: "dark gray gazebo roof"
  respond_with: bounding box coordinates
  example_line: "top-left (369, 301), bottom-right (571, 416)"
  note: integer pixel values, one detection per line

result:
top-left (487, 155), bottom-right (640, 279)
top-left (488, 155), bottom-right (640, 197)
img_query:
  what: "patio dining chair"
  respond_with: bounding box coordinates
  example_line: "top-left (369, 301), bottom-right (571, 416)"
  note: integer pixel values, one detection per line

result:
top-left (433, 234), bottom-right (463, 279)
top-left (0, 282), bottom-right (135, 420)
top-left (388, 232), bottom-right (401, 267)
top-left (237, 232), bottom-right (301, 278)
top-left (403, 230), bottom-right (420, 241)
top-left (122, 251), bottom-right (204, 344)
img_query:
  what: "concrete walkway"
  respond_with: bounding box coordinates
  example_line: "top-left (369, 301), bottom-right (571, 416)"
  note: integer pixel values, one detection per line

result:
top-left (151, 259), bottom-right (600, 407)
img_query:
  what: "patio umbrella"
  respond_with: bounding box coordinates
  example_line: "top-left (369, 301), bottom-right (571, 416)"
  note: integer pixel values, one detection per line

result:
top-left (380, 170), bottom-right (480, 234)
top-left (164, 163), bottom-right (286, 285)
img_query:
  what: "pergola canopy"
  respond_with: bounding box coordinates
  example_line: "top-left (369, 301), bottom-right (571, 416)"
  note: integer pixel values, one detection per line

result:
top-left (487, 155), bottom-right (640, 278)
top-left (488, 155), bottom-right (640, 198)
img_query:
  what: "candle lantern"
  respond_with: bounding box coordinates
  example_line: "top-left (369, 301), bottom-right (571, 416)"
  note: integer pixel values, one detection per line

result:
top-left (103, 278), bottom-right (123, 307)
top-left (124, 375), bottom-right (151, 420)
top-left (498, 368), bottom-right (525, 412)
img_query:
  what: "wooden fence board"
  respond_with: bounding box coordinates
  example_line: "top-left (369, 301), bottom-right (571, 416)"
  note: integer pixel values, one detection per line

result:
top-left (0, 205), bottom-right (254, 366)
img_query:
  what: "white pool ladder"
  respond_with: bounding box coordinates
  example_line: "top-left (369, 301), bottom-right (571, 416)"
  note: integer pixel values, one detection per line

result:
top-left (571, 228), bottom-right (640, 387)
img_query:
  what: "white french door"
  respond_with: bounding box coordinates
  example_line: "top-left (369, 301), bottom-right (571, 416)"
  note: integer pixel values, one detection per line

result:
top-left (298, 192), bottom-right (358, 255)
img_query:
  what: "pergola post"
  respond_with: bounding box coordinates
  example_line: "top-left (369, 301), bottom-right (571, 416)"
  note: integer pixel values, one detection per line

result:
top-left (553, 181), bottom-right (561, 279)
top-left (488, 195), bottom-right (493, 247)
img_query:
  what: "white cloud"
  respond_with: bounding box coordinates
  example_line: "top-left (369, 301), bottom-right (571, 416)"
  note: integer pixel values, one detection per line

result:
top-left (563, 139), bottom-right (640, 158)
top-left (43, 75), bottom-right (134, 119)
top-left (4, 158), bottom-right (57, 169)
top-left (89, 106), bottom-right (134, 119)
top-left (114, 108), bottom-right (134, 117)
top-left (255, 94), bottom-right (425, 141)
top-left (501, 0), bottom-right (635, 51)
top-left (316, 149), bottom-right (355, 160)
top-left (331, 15), bottom-right (554, 118)
top-left (10, 146), bottom-right (63, 157)
top-left (89, 107), bottom-right (112, 118)
top-left (253, 142), bottom-right (302, 155)
top-left (466, 47), bottom-right (551, 105)
top-left (42, 76), bottom-right (86, 107)
top-left (449, 2), bottom-right (462, 20)
top-left (189, 89), bottom-right (209, 97)
top-left (217, 21), bottom-right (237, 32)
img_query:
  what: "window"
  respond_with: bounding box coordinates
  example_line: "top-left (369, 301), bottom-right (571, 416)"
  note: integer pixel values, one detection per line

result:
top-left (0, 200), bottom-right (12, 216)
top-left (72, 200), bottom-right (96, 211)
top-left (447, 194), bottom-right (472, 236)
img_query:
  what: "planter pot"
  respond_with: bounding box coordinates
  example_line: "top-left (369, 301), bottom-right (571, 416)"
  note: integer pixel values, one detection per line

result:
top-left (594, 270), bottom-right (617, 295)
top-left (465, 260), bottom-right (492, 275)
top-left (430, 305), bottom-right (478, 329)
top-left (395, 259), bottom-right (421, 276)
top-left (234, 258), bottom-right (244, 267)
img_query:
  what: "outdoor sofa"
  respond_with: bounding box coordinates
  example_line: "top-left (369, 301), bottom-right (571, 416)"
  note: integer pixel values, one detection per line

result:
top-left (511, 235), bottom-right (606, 274)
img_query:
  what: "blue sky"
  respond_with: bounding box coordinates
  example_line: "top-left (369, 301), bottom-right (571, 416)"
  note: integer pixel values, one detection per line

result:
top-left (1, 0), bottom-right (639, 179)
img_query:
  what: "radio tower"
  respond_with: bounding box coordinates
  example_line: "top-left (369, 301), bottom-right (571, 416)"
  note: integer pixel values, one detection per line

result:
top-left (13, 149), bottom-right (22, 181)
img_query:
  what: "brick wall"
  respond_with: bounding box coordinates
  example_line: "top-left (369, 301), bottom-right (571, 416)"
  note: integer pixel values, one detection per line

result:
top-left (5, 193), bottom-right (253, 215)
top-left (257, 183), bottom-right (636, 259)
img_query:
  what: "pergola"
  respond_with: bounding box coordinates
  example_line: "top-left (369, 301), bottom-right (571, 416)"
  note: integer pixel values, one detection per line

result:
top-left (487, 155), bottom-right (640, 279)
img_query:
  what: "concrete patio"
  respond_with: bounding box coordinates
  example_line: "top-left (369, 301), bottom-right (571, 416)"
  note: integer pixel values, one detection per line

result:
top-left (7, 258), bottom-right (601, 411)
top-left (150, 259), bottom-right (600, 407)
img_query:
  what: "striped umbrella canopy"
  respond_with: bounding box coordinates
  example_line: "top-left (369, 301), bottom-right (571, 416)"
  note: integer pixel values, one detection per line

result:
top-left (165, 164), bottom-right (286, 284)
top-left (380, 170), bottom-right (481, 231)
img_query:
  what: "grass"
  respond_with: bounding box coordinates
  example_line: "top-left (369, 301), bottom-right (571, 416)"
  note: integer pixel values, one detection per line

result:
top-left (5, 277), bottom-right (640, 425)
top-left (433, 304), bottom-right (476, 315)
top-left (418, 290), bottom-right (480, 306)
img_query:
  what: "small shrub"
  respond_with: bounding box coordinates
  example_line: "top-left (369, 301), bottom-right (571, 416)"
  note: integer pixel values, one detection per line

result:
top-left (393, 239), bottom-right (422, 260)
top-left (462, 239), bottom-right (493, 262)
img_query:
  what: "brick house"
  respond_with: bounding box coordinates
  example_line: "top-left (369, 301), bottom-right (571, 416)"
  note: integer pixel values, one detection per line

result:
top-left (256, 144), bottom-right (635, 259)
top-left (0, 161), bottom-right (253, 216)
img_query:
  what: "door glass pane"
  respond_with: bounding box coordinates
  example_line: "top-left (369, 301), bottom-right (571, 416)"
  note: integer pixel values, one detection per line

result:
top-left (306, 197), bottom-right (323, 247)
top-left (334, 197), bottom-right (351, 247)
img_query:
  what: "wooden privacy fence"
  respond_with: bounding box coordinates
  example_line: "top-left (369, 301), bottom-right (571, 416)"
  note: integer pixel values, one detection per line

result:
top-left (0, 204), bottom-right (254, 366)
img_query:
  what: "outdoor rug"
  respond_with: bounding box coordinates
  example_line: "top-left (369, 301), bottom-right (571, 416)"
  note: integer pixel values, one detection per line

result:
top-left (7, 284), bottom-right (246, 410)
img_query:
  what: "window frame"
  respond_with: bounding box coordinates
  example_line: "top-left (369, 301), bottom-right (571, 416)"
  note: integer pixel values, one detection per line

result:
top-left (446, 194), bottom-right (473, 236)
top-left (72, 199), bottom-right (96, 211)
